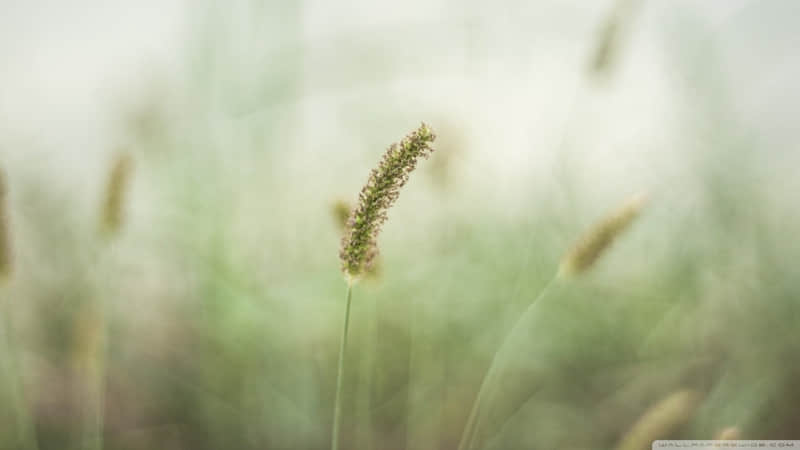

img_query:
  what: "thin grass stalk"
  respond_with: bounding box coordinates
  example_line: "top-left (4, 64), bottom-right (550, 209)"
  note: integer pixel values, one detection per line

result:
top-left (405, 287), bottom-right (424, 449)
top-left (82, 152), bottom-right (133, 450)
top-left (0, 299), bottom-right (40, 450)
top-left (0, 170), bottom-right (39, 450)
top-left (0, 294), bottom-right (40, 450)
top-left (459, 193), bottom-right (646, 450)
top-left (0, 182), bottom-right (11, 283)
top-left (77, 303), bottom-right (106, 450)
top-left (356, 296), bottom-right (376, 450)
top-left (458, 276), bottom-right (557, 450)
top-left (331, 283), bottom-right (353, 450)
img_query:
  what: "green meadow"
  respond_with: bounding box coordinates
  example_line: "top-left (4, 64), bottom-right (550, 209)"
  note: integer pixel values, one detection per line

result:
top-left (1, 1), bottom-right (798, 449)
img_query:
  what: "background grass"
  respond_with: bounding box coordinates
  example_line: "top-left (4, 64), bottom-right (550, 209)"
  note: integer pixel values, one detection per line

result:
top-left (1, 1), bottom-right (799, 449)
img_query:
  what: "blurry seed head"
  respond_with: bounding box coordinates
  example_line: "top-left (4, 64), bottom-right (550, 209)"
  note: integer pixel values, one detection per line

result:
top-left (588, 0), bottom-right (639, 77)
top-left (0, 169), bottom-right (12, 282)
top-left (339, 123), bottom-right (436, 280)
top-left (616, 389), bottom-right (703, 450)
top-left (331, 199), bottom-right (352, 231)
top-left (714, 427), bottom-right (740, 440)
top-left (100, 152), bottom-right (135, 237)
top-left (559, 192), bottom-right (648, 277)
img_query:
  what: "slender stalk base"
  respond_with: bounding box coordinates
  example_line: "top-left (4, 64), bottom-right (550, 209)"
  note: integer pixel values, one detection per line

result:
top-left (0, 290), bottom-right (40, 450)
top-left (81, 246), bottom-right (110, 450)
top-left (457, 276), bottom-right (557, 450)
top-left (80, 304), bottom-right (106, 450)
top-left (331, 283), bottom-right (353, 450)
top-left (356, 294), bottom-right (376, 450)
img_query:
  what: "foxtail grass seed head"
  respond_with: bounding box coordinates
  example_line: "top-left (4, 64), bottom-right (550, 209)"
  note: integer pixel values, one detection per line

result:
top-left (616, 389), bottom-right (703, 450)
top-left (100, 152), bottom-right (134, 236)
top-left (0, 169), bottom-right (12, 282)
top-left (559, 192), bottom-right (648, 277)
top-left (339, 123), bottom-right (436, 279)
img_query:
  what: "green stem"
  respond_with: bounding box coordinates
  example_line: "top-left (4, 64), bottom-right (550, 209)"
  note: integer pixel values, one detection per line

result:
top-left (83, 304), bottom-right (107, 450)
top-left (331, 283), bottom-right (353, 450)
top-left (82, 244), bottom-right (109, 450)
top-left (457, 275), bottom-right (558, 450)
top-left (0, 289), bottom-right (40, 450)
top-left (357, 293), bottom-right (376, 450)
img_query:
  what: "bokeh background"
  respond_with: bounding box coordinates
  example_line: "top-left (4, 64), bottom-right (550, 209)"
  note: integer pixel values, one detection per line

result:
top-left (1, 0), bottom-right (800, 449)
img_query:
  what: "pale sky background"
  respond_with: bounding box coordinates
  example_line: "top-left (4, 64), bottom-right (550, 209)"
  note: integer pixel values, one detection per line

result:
top-left (0, 0), bottom-right (797, 208)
